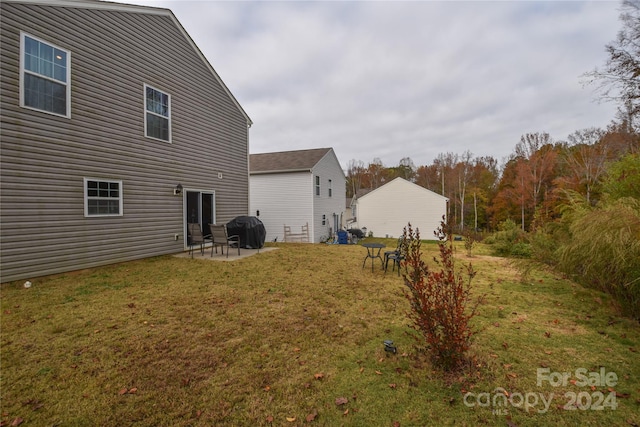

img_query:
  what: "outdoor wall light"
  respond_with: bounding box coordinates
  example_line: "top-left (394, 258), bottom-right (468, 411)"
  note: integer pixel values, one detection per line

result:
top-left (174, 183), bottom-right (183, 196)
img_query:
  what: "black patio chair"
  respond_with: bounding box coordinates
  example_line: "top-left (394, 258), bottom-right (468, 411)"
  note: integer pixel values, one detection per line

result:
top-left (384, 236), bottom-right (407, 275)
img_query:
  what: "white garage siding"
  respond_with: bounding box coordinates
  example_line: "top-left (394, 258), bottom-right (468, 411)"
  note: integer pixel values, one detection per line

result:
top-left (355, 178), bottom-right (448, 240)
top-left (250, 172), bottom-right (312, 243)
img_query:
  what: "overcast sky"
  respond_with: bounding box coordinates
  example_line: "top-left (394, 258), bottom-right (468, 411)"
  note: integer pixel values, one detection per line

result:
top-left (111, 0), bottom-right (622, 169)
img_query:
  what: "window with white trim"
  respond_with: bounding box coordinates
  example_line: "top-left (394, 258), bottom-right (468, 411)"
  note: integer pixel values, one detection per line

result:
top-left (144, 84), bottom-right (171, 142)
top-left (84, 178), bottom-right (123, 217)
top-left (328, 179), bottom-right (332, 197)
top-left (20, 32), bottom-right (71, 117)
top-left (315, 176), bottom-right (320, 196)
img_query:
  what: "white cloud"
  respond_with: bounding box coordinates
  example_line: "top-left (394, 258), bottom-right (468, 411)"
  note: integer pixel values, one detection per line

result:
top-left (110, 0), bottom-right (622, 168)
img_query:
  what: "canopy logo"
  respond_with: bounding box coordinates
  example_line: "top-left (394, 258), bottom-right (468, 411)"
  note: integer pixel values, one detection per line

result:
top-left (463, 368), bottom-right (619, 415)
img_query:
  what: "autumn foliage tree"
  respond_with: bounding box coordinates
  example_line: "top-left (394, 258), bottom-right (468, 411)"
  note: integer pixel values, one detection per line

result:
top-left (402, 219), bottom-right (482, 372)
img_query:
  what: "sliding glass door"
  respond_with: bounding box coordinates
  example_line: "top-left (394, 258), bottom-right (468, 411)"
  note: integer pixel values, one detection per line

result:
top-left (185, 190), bottom-right (215, 244)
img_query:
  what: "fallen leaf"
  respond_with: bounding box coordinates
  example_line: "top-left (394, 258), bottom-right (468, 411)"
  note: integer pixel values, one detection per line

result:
top-left (128, 387), bottom-right (138, 394)
top-left (264, 385), bottom-right (271, 391)
top-left (389, 383), bottom-right (397, 389)
top-left (118, 388), bottom-right (128, 395)
top-left (502, 342), bottom-right (509, 349)
top-left (544, 350), bottom-right (552, 355)
top-left (306, 412), bottom-right (317, 422)
top-left (393, 422), bottom-right (400, 427)
top-left (359, 367), bottom-right (364, 373)
top-left (544, 331), bottom-right (551, 338)
top-left (314, 373), bottom-right (324, 380)
top-left (10, 419), bottom-right (23, 427)
top-left (503, 364), bottom-right (512, 369)
top-left (335, 397), bottom-right (348, 406)
top-left (286, 416), bottom-right (296, 422)
top-left (266, 415), bottom-right (274, 423)
top-left (343, 409), bottom-right (349, 416)
top-left (293, 347), bottom-right (301, 352)
top-left (493, 322), bottom-right (500, 327)
top-left (375, 370), bottom-right (382, 375)
top-left (507, 373), bottom-right (517, 379)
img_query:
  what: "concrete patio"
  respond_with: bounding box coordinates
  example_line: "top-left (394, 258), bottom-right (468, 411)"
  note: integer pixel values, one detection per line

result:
top-left (173, 246), bottom-right (278, 262)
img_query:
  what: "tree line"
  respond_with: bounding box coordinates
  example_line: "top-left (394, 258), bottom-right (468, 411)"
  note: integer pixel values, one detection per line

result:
top-left (346, 119), bottom-right (638, 233)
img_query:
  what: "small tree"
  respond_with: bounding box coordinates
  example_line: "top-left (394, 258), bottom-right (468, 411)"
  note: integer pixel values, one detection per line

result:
top-left (462, 228), bottom-right (476, 257)
top-left (402, 218), bottom-right (483, 372)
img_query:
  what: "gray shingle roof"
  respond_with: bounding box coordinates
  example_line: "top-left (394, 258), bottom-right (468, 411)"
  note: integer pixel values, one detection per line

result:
top-left (250, 148), bottom-right (332, 173)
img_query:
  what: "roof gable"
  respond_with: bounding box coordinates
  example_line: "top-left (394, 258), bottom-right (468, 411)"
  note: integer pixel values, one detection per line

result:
top-left (250, 148), bottom-right (334, 174)
top-left (358, 177), bottom-right (449, 202)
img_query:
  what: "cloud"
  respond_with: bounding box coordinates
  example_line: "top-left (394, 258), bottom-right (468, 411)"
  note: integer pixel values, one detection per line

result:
top-left (111, 0), bottom-right (621, 168)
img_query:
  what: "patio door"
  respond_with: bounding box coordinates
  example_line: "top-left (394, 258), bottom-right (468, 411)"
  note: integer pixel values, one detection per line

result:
top-left (185, 190), bottom-right (215, 244)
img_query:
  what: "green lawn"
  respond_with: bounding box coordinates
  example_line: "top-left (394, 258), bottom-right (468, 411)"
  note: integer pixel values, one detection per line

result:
top-left (1, 241), bottom-right (638, 426)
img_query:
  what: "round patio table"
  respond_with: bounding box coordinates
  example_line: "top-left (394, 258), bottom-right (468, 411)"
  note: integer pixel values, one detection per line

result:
top-left (362, 242), bottom-right (386, 272)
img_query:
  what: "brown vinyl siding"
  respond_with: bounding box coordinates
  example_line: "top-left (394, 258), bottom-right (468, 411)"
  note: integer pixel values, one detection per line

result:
top-left (0, 1), bottom-right (250, 282)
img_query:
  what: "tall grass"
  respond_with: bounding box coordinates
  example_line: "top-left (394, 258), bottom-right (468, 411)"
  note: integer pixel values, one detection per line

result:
top-left (556, 197), bottom-right (640, 319)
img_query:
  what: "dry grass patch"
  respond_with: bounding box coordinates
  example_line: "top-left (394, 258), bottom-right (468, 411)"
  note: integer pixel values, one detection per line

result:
top-left (1, 241), bottom-right (638, 426)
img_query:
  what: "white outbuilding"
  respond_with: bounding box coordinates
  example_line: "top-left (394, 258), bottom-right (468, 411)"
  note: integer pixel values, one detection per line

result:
top-left (351, 177), bottom-right (448, 239)
top-left (250, 148), bottom-right (346, 243)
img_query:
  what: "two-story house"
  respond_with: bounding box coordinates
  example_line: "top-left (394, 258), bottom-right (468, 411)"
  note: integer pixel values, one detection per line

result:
top-left (249, 148), bottom-right (346, 243)
top-left (0, 0), bottom-right (252, 282)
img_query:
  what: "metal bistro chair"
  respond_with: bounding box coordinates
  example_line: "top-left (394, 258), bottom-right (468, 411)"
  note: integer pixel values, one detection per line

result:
top-left (209, 224), bottom-right (240, 258)
top-left (187, 223), bottom-right (208, 258)
top-left (384, 236), bottom-right (407, 275)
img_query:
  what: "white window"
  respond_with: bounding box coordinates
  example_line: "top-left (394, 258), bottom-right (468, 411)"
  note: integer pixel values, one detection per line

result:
top-left (84, 178), bottom-right (123, 217)
top-left (144, 84), bottom-right (171, 142)
top-left (315, 176), bottom-right (320, 196)
top-left (328, 179), bottom-right (333, 197)
top-left (20, 32), bottom-right (71, 117)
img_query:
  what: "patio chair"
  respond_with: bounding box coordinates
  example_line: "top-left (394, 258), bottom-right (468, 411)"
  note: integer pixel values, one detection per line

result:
top-left (209, 224), bottom-right (240, 258)
top-left (384, 236), bottom-right (407, 275)
top-left (187, 223), bottom-right (207, 258)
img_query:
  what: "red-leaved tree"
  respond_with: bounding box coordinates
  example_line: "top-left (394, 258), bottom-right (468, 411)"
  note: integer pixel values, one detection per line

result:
top-left (402, 218), bottom-right (483, 371)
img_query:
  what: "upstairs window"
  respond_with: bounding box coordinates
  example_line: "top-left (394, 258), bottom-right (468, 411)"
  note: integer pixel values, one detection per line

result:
top-left (84, 178), bottom-right (123, 217)
top-left (20, 33), bottom-right (70, 117)
top-left (144, 84), bottom-right (171, 142)
top-left (328, 179), bottom-right (333, 197)
top-left (315, 176), bottom-right (320, 196)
